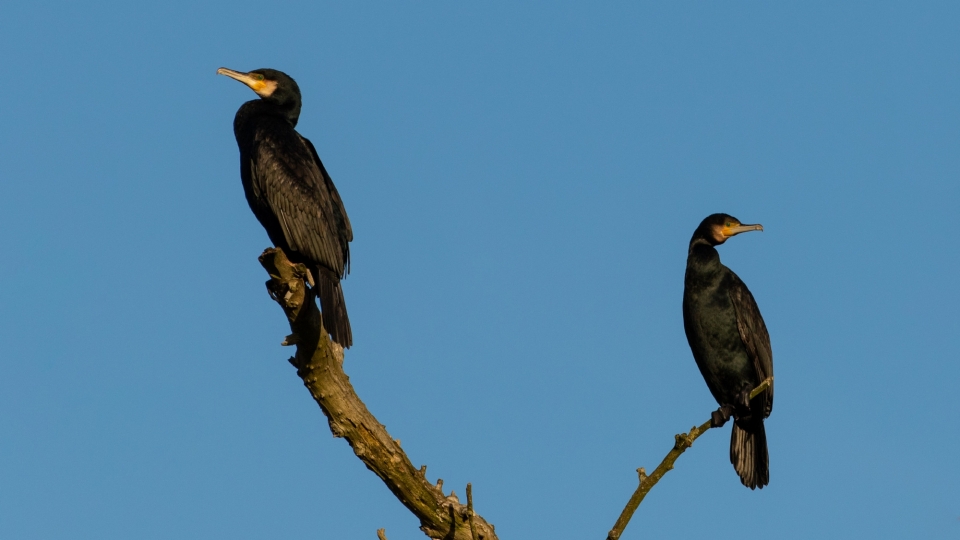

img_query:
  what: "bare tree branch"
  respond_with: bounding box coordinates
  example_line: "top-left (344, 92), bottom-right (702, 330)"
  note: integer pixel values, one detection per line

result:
top-left (606, 377), bottom-right (773, 540)
top-left (259, 248), bottom-right (498, 540)
top-left (466, 483), bottom-right (479, 540)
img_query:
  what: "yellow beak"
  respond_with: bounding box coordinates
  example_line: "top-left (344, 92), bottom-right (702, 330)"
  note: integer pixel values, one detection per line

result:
top-left (721, 224), bottom-right (763, 237)
top-left (217, 67), bottom-right (276, 97)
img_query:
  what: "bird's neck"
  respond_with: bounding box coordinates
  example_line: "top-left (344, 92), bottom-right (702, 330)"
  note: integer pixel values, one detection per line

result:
top-left (236, 99), bottom-right (301, 129)
top-left (686, 240), bottom-right (722, 280)
top-left (271, 96), bottom-right (302, 127)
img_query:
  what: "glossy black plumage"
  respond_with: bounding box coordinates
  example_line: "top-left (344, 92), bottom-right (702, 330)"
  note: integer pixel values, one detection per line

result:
top-left (219, 68), bottom-right (353, 347)
top-left (682, 213), bottom-right (773, 489)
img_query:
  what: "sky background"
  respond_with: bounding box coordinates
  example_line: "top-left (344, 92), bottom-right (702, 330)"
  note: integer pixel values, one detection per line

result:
top-left (1, 2), bottom-right (958, 539)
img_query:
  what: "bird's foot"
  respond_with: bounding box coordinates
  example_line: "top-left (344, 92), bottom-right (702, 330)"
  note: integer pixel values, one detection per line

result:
top-left (711, 404), bottom-right (736, 427)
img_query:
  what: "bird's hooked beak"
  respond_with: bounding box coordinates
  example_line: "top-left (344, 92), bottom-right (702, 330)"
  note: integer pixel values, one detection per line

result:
top-left (217, 67), bottom-right (277, 98)
top-left (721, 223), bottom-right (763, 238)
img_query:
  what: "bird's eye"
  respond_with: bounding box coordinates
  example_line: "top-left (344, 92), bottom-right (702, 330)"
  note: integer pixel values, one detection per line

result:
top-left (725, 222), bottom-right (732, 227)
top-left (255, 74), bottom-right (265, 81)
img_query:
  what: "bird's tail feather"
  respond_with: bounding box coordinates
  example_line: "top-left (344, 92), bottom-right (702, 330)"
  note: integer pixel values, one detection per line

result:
top-left (730, 419), bottom-right (769, 489)
top-left (316, 271), bottom-right (352, 348)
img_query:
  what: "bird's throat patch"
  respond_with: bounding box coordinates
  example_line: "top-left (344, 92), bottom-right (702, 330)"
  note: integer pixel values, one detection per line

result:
top-left (253, 79), bottom-right (278, 97)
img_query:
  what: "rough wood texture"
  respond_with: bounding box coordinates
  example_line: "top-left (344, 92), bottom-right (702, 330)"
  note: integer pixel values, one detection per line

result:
top-left (259, 248), bottom-right (498, 540)
top-left (606, 377), bottom-right (773, 540)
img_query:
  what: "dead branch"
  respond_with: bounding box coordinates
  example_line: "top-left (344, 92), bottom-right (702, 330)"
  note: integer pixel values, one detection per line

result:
top-left (259, 247), bottom-right (498, 540)
top-left (605, 377), bottom-right (773, 540)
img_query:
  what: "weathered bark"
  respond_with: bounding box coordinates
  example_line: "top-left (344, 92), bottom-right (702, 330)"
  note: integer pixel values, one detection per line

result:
top-left (259, 248), bottom-right (498, 540)
top-left (606, 378), bottom-right (773, 540)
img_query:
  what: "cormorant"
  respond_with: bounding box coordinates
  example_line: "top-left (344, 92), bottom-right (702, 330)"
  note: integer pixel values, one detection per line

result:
top-left (682, 213), bottom-right (773, 489)
top-left (218, 67), bottom-right (353, 347)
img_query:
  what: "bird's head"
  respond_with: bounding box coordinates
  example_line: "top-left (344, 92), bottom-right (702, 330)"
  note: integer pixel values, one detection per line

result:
top-left (217, 67), bottom-right (300, 100)
top-left (694, 213), bottom-right (763, 246)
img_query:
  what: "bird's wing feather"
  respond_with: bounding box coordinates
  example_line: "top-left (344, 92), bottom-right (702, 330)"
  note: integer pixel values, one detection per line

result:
top-left (252, 121), bottom-right (348, 275)
top-left (300, 135), bottom-right (352, 270)
top-left (728, 275), bottom-right (774, 416)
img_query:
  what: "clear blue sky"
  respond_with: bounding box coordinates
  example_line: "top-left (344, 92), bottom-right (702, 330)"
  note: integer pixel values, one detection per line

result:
top-left (1, 2), bottom-right (957, 539)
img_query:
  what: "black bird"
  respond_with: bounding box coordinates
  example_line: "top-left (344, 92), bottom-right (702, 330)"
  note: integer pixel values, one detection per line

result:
top-left (218, 67), bottom-right (353, 347)
top-left (682, 213), bottom-right (773, 489)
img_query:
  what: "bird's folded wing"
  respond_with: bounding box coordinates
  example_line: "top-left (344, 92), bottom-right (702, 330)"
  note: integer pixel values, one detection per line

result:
top-left (253, 124), bottom-right (348, 276)
top-left (300, 135), bottom-right (352, 271)
top-left (729, 278), bottom-right (774, 416)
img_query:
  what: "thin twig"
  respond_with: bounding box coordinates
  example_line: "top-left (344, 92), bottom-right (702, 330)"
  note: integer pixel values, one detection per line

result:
top-left (605, 377), bottom-right (772, 540)
top-left (749, 378), bottom-right (773, 400)
top-left (377, 528), bottom-right (388, 540)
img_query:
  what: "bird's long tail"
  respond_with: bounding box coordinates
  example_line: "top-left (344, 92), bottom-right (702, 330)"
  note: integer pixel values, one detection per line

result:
top-left (316, 271), bottom-right (352, 348)
top-left (730, 418), bottom-right (769, 489)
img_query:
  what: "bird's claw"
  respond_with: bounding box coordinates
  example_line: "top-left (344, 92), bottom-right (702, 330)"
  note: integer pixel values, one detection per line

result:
top-left (711, 404), bottom-right (735, 427)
